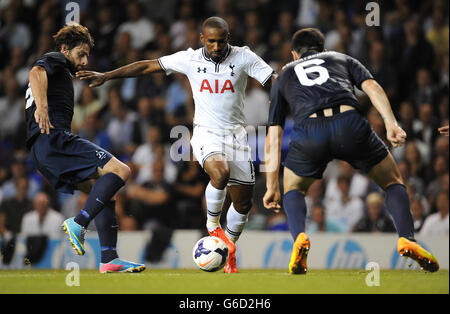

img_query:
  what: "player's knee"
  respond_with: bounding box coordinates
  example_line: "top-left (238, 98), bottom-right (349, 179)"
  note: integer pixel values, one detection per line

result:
top-left (233, 198), bottom-right (253, 215)
top-left (382, 176), bottom-right (404, 191)
top-left (120, 164), bottom-right (131, 181)
top-left (210, 167), bottom-right (230, 190)
top-left (284, 184), bottom-right (308, 195)
top-left (283, 169), bottom-right (313, 195)
top-left (378, 169), bottom-right (404, 191)
top-left (113, 162), bottom-right (131, 182)
top-left (103, 157), bottom-right (131, 182)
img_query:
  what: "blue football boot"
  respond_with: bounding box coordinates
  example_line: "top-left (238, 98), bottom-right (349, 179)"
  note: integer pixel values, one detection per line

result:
top-left (62, 217), bottom-right (87, 256)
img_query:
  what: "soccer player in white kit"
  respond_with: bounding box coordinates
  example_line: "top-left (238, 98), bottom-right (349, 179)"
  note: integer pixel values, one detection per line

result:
top-left (77, 17), bottom-right (275, 273)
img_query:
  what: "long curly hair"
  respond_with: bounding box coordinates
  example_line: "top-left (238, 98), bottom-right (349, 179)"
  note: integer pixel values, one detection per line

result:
top-left (53, 23), bottom-right (94, 51)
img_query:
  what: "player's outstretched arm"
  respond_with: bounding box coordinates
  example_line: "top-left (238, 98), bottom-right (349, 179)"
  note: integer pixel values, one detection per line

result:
top-left (29, 66), bottom-right (54, 135)
top-left (438, 125), bottom-right (449, 136)
top-left (263, 125), bottom-right (283, 212)
top-left (361, 79), bottom-right (406, 148)
top-left (76, 59), bottom-right (164, 87)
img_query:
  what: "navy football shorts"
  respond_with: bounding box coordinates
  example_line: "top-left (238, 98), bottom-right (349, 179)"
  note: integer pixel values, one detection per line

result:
top-left (284, 110), bottom-right (388, 178)
top-left (30, 130), bottom-right (113, 194)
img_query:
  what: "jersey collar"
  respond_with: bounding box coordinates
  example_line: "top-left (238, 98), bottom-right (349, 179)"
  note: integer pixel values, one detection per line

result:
top-left (301, 50), bottom-right (320, 59)
top-left (202, 44), bottom-right (232, 65)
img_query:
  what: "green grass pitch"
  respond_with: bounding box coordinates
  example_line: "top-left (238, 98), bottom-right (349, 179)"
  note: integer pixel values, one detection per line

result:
top-left (0, 269), bottom-right (448, 294)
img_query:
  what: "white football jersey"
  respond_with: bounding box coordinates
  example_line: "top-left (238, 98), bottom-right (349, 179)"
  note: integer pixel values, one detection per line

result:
top-left (158, 45), bottom-right (274, 129)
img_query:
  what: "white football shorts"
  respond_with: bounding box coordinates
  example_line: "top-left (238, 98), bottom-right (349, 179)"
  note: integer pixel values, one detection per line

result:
top-left (190, 124), bottom-right (255, 186)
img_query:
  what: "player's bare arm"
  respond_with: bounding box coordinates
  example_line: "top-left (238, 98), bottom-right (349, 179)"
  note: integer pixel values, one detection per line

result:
top-left (263, 125), bottom-right (283, 212)
top-left (29, 65), bottom-right (54, 135)
top-left (438, 125), bottom-right (449, 136)
top-left (361, 79), bottom-right (406, 148)
top-left (76, 59), bottom-right (164, 87)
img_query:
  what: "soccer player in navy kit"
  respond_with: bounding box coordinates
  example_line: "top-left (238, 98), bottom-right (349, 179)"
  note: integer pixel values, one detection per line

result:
top-left (26, 24), bottom-right (145, 273)
top-left (263, 28), bottom-right (439, 274)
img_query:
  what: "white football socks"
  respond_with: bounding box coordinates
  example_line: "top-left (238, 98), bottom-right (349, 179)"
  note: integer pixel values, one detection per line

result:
top-left (225, 204), bottom-right (249, 243)
top-left (205, 181), bottom-right (226, 232)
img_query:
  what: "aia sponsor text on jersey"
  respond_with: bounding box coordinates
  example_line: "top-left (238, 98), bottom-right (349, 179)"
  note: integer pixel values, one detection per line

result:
top-left (199, 79), bottom-right (235, 93)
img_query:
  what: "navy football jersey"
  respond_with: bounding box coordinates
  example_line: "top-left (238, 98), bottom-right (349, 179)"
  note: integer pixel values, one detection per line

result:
top-left (269, 51), bottom-right (373, 127)
top-left (25, 52), bottom-right (76, 148)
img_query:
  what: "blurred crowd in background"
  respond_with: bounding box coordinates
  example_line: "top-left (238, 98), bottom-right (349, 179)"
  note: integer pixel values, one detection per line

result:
top-left (0, 0), bottom-right (448, 245)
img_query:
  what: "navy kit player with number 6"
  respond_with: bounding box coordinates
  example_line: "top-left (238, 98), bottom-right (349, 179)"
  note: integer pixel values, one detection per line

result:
top-left (25, 24), bottom-right (145, 273)
top-left (263, 28), bottom-right (439, 274)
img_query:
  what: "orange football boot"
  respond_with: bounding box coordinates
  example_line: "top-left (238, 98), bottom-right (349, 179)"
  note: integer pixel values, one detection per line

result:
top-left (224, 253), bottom-right (238, 273)
top-left (289, 232), bottom-right (310, 275)
top-left (208, 227), bottom-right (236, 255)
top-left (397, 237), bottom-right (439, 272)
top-left (208, 227), bottom-right (238, 273)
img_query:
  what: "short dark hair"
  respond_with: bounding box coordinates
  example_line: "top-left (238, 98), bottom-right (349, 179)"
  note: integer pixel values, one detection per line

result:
top-left (202, 16), bottom-right (229, 33)
top-left (53, 24), bottom-right (94, 51)
top-left (291, 28), bottom-right (325, 56)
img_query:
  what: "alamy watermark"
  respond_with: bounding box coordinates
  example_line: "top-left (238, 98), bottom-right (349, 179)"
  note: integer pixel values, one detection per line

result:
top-left (65, 262), bottom-right (80, 287)
top-left (65, 2), bottom-right (80, 25)
top-left (365, 2), bottom-right (380, 26)
top-left (365, 262), bottom-right (380, 287)
top-left (169, 125), bottom-right (279, 172)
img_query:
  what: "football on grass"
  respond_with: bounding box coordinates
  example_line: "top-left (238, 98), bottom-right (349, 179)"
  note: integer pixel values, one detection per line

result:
top-left (192, 236), bottom-right (229, 272)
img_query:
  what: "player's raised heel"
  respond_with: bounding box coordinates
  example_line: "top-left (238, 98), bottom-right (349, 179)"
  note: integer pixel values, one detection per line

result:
top-left (289, 233), bottom-right (310, 275)
top-left (62, 217), bottom-right (86, 256)
top-left (208, 227), bottom-right (236, 255)
top-left (397, 237), bottom-right (439, 272)
top-left (224, 253), bottom-right (238, 273)
top-left (99, 258), bottom-right (146, 273)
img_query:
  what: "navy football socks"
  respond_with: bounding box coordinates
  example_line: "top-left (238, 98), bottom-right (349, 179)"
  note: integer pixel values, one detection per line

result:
top-left (94, 200), bottom-right (119, 263)
top-left (74, 173), bottom-right (125, 228)
top-left (283, 190), bottom-right (308, 240)
top-left (385, 184), bottom-right (415, 240)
